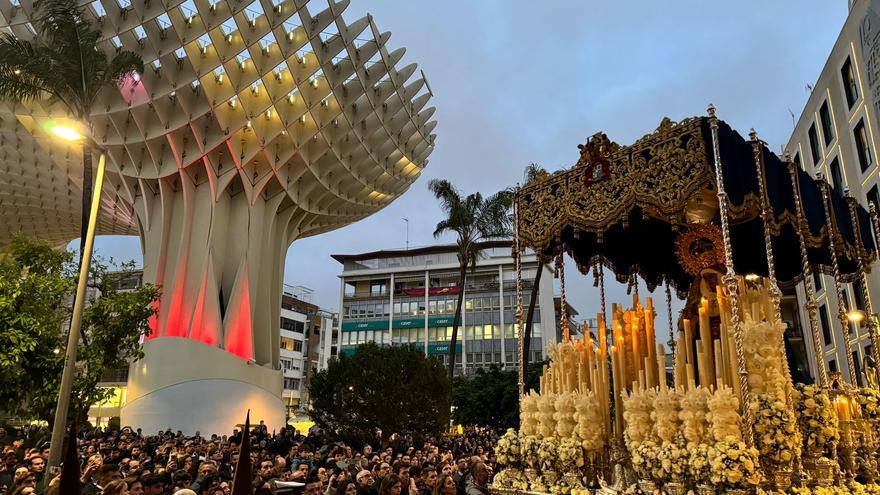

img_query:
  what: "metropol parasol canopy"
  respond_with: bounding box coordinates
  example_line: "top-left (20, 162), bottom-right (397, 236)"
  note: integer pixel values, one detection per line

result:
top-left (0, 0), bottom-right (436, 433)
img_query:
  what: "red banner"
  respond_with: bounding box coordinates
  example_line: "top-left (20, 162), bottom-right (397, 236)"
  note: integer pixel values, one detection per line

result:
top-left (403, 286), bottom-right (462, 297)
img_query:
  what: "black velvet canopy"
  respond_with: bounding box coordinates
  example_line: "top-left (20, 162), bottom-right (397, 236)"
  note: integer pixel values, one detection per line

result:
top-left (515, 116), bottom-right (876, 297)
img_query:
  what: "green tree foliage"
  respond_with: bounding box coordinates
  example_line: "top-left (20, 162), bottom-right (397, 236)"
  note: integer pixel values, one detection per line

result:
top-left (308, 343), bottom-right (451, 445)
top-left (451, 361), bottom-right (547, 430)
top-left (0, 236), bottom-right (159, 424)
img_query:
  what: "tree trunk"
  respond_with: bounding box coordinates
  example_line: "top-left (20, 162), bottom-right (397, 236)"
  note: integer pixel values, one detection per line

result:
top-left (448, 263), bottom-right (467, 381)
top-left (79, 149), bottom-right (93, 259)
top-left (521, 266), bottom-right (543, 376)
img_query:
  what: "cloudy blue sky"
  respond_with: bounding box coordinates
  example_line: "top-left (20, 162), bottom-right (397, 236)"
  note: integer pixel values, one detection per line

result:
top-left (89, 1), bottom-right (850, 327)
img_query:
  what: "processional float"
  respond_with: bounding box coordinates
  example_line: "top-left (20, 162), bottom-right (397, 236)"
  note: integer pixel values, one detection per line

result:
top-left (494, 107), bottom-right (880, 495)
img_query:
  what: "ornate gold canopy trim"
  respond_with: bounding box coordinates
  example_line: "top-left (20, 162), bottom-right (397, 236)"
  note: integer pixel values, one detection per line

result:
top-left (517, 117), bottom-right (714, 258)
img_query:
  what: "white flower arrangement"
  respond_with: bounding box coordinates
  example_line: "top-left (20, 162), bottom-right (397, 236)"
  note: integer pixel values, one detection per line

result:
top-left (554, 392), bottom-right (578, 438)
top-left (679, 386), bottom-right (710, 448)
top-left (520, 434), bottom-right (541, 469)
top-left (688, 443), bottom-right (712, 485)
top-left (573, 392), bottom-right (605, 452)
top-left (707, 385), bottom-right (742, 442)
top-left (556, 436), bottom-right (585, 473)
top-left (750, 393), bottom-right (801, 467)
top-left (742, 317), bottom-right (789, 402)
top-left (521, 392), bottom-right (540, 436)
top-left (496, 428), bottom-right (521, 467)
top-left (537, 392), bottom-right (558, 439)
top-left (537, 436), bottom-right (560, 472)
top-left (652, 440), bottom-right (688, 483)
top-left (622, 388), bottom-right (657, 448)
top-left (629, 439), bottom-right (660, 482)
top-left (651, 387), bottom-right (681, 443)
top-left (704, 438), bottom-right (761, 489)
top-left (793, 383), bottom-right (839, 456)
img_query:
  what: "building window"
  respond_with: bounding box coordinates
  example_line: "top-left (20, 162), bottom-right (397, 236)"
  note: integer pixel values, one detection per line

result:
top-left (868, 185), bottom-right (879, 214)
top-left (842, 57), bottom-right (859, 109)
top-left (820, 100), bottom-right (834, 146)
top-left (281, 317), bottom-right (305, 333)
top-left (829, 359), bottom-right (838, 373)
top-left (819, 304), bottom-right (832, 347)
top-left (829, 157), bottom-right (843, 191)
top-left (812, 269), bottom-right (822, 292)
top-left (855, 119), bottom-right (873, 173)
top-left (370, 281), bottom-right (386, 296)
top-left (793, 152), bottom-right (802, 171)
top-left (281, 359), bottom-right (292, 370)
top-left (809, 123), bottom-right (821, 165)
top-left (280, 337), bottom-right (303, 352)
top-left (854, 351), bottom-right (863, 386)
top-left (283, 378), bottom-right (300, 390)
top-left (853, 283), bottom-right (866, 311)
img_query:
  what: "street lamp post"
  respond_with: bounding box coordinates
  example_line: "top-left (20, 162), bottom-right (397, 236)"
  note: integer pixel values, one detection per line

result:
top-left (46, 122), bottom-right (107, 470)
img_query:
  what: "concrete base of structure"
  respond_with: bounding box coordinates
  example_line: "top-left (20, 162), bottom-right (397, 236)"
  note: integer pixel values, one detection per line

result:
top-left (121, 338), bottom-right (285, 435)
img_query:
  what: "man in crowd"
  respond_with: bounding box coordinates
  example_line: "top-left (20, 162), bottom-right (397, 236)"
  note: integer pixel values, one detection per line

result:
top-left (356, 470), bottom-right (376, 495)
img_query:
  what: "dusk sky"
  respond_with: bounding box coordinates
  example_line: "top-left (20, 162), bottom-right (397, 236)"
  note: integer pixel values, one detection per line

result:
top-left (87, 1), bottom-right (850, 331)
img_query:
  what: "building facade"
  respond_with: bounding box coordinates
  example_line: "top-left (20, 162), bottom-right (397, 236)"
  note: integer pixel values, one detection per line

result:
top-left (333, 241), bottom-right (558, 375)
top-left (784, 0), bottom-right (880, 386)
top-left (278, 285), bottom-right (339, 418)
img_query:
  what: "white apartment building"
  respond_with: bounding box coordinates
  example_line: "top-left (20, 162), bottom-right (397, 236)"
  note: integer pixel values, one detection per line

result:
top-left (332, 241), bottom-right (559, 376)
top-left (784, 0), bottom-right (880, 385)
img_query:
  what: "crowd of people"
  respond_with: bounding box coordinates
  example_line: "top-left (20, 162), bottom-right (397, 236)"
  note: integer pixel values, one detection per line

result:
top-left (0, 424), bottom-right (500, 495)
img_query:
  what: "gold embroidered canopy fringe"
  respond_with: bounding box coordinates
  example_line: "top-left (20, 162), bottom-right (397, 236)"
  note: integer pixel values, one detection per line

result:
top-left (514, 116), bottom-right (876, 297)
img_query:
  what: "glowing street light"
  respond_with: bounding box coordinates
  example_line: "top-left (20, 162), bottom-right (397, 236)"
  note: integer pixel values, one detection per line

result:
top-left (44, 120), bottom-right (86, 142)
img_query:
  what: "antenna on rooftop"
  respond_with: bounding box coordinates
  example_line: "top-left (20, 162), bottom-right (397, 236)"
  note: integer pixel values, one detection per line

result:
top-left (403, 217), bottom-right (410, 249)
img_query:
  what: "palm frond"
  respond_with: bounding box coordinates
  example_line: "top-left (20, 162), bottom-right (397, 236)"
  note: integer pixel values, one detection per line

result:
top-left (524, 162), bottom-right (547, 183)
top-left (427, 179), bottom-right (462, 214)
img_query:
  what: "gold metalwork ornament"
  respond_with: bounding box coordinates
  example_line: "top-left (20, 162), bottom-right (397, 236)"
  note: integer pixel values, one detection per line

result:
top-left (674, 223), bottom-right (725, 277)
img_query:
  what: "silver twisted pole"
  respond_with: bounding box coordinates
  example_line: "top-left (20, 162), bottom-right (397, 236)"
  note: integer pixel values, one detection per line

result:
top-left (708, 104), bottom-right (753, 445)
top-left (818, 178), bottom-right (858, 385)
top-left (557, 254), bottom-right (571, 340)
top-left (786, 158), bottom-right (827, 386)
top-left (750, 130), bottom-right (793, 406)
top-left (848, 196), bottom-right (880, 378)
top-left (596, 259), bottom-right (607, 324)
top-left (515, 186), bottom-right (525, 396)
top-left (666, 281), bottom-right (676, 361)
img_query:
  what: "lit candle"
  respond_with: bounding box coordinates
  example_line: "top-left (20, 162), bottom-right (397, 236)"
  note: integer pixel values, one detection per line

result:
top-left (835, 396), bottom-right (852, 422)
top-left (657, 344), bottom-right (667, 390)
top-left (684, 319), bottom-right (694, 380)
top-left (698, 304), bottom-right (715, 385)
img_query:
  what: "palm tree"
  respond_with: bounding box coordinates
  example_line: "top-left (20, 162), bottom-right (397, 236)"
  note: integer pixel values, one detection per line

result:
top-left (521, 163), bottom-right (548, 373)
top-left (0, 0), bottom-right (144, 258)
top-left (428, 180), bottom-right (513, 380)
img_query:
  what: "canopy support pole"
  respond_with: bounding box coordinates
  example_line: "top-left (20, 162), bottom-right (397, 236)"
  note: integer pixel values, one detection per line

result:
top-left (819, 178), bottom-right (858, 385)
top-left (557, 254), bottom-right (571, 340)
top-left (515, 186), bottom-right (525, 397)
top-left (750, 129), bottom-right (794, 406)
top-left (594, 259), bottom-right (607, 325)
top-left (847, 195), bottom-right (880, 380)
top-left (786, 158), bottom-right (828, 387)
top-left (708, 104), bottom-right (753, 446)
top-left (666, 281), bottom-right (675, 362)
